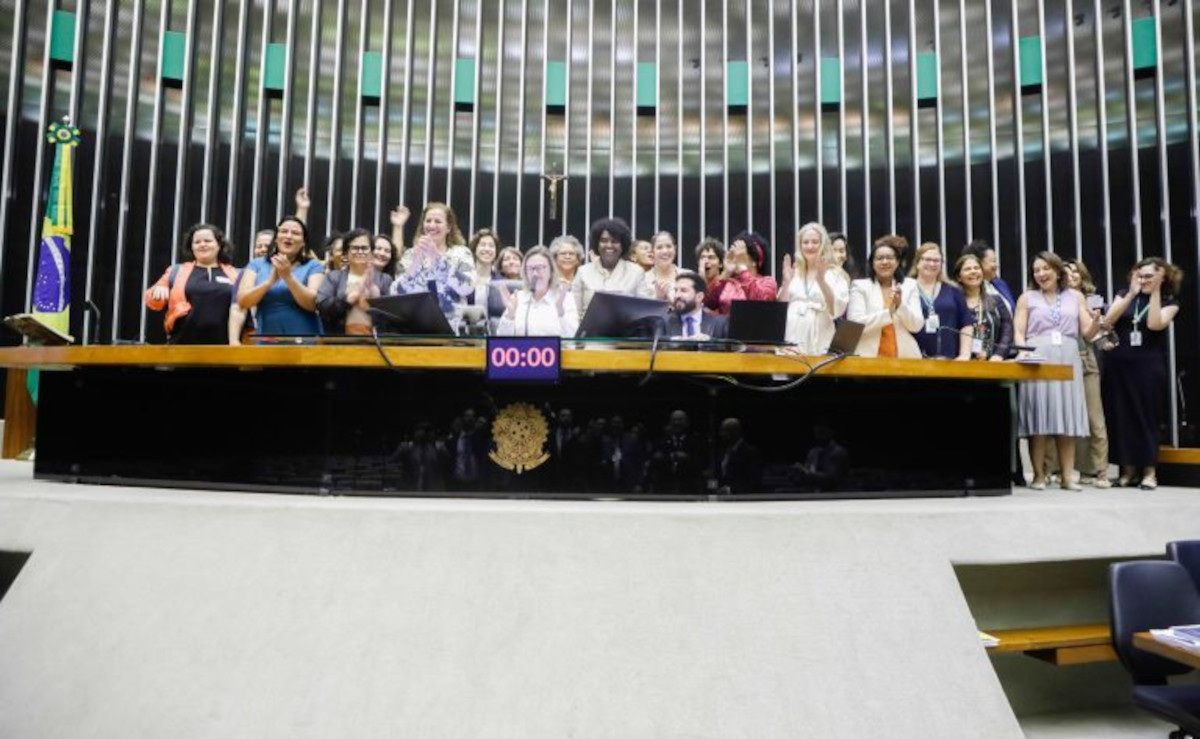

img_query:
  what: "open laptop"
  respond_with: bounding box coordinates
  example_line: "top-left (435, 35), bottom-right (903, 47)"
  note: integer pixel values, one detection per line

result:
top-left (367, 293), bottom-right (456, 336)
top-left (576, 292), bottom-right (670, 339)
top-left (727, 300), bottom-right (789, 344)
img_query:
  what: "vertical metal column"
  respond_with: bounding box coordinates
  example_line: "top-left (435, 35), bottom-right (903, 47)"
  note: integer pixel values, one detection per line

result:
top-left (249, 0), bottom-right (274, 249)
top-left (959, 0), bottom-right (971, 240)
top-left (303, 0), bottom-right (322, 193)
top-left (884, 0), bottom-right (896, 230)
top-left (136, 0), bottom-right (173, 341)
top-left (492, 0), bottom-right (506, 229)
top-left (399, 0), bottom-right (417, 208)
top-left (1065, 0), bottom-right (1082, 257)
top-left (677, 0), bottom-right (683, 240)
top-left (84, 0), bottom-right (118, 343)
top-left (584, 0), bottom-right (592, 231)
top-left (986, 0), bottom-right (999, 252)
top-left (468, 0), bottom-right (484, 234)
top-left (1151, 0), bottom-right (1177, 444)
top-left (200, 0), bottom-right (226, 218)
top-left (908, 0), bottom-right (919, 244)
top-left (114, 0), bottom-right (149, 338)
top-left (446, 0), bottom-right (461, 207)
top-left (861, 0), bottom-right (871, 250)
top-left (791, 0), bottom-right (799, 236)
top-left (374, 0), bottom-right (394, 227)
top-left (24, 0), bottom-right (61, 311)
top-left (815, 0), bottom-right (823, 222)
top-left (1009, 0), bottom-right (1028, 277)
top-left (607, 0), bottom-right (616, 217)
top-left (1121, 0), bottom-right (1142, 259)
top-left (654, 0), bottom-right (661, 233)
top-left (745, 0), bottom-right (752, 234)
top-left (934, 0), bottom-right (945, 246)
top-left (837, 0), bottom-right (846, 232)
top-left (722, 0), bottom-right (729, 238)
top-left (1094, 0), bottom-right (1112, 296)
top-left (326, 0), bottom-right (345, 225)
top-left (560, 0), bottom-right (572, 237)
top-left (351, 0), bottom-right (370, 220)
top-left (420, 0), bottom-right (436, 206)
top-left (540, 0), bottom-right (549, 242)
top-left (768, 0), bottom-right (777, 252)
top-left (1182, 0), bottom-right (1199, 445)
top-left (67, 0), bottom-right (89, 128)
top-left (171, 0), bottom-right (200, 242)
top-left (1037, 0), bottom-right (1052, 251)
top-left (700, 0), bottom-right (706, 237)
top-left (516, 0), bottom-right (529, 243)
top-left (274, 0), bottom-right (298, 220)
top-left (631, 0), bottom-right (639, 233)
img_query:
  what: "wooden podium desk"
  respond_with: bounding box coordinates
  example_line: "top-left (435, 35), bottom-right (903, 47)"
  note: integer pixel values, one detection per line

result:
top-left (0, 343), bottom-right (1070, 500)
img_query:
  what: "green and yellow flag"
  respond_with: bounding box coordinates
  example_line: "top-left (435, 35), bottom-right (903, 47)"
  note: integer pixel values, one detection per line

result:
top-left (30, 122), bottom-right (81, 337)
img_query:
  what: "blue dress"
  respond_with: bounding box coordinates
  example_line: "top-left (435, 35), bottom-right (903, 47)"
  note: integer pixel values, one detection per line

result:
top-left (913, 282), bottom-right (975, 358)
top-left (245, 257), bottom-right (325, 335)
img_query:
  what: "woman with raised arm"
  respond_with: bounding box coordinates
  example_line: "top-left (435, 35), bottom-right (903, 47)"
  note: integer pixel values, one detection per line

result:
top-left (496, 246), bottom-right (579, 338)
top-left (953, 254), bottom-right (1013, 361)
top-left (717, 231), bottom-right (777, 302)
top-left (695, 238), bottom-right (745, 315)
top-left (145, 224), bottom-right (241, 344)
top-left (908, 242), bottom-right (974, 359)
top-left (316, 228), bottom-right (393, 335)
top-left (236, 215), bottom-right (325, 335)
top-left (1101, 257), bottom-right (1183, 490)
top-left (644, 231), bottom-right (681, 301)
top-left (778, 222), bottom-right (848, 353)
top-left (1013, 251), bottom-right (1101, 491)
top-left (389, 202), bottom-right (476, 332)
top-left (846, 236), bottom-right (923, 358)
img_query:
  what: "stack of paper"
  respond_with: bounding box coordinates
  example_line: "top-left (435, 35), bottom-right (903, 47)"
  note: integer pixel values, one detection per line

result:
top-left (978, 631), bottom-right (1001, 648)
top-left (1149, 624), bottom-right (1200, 649)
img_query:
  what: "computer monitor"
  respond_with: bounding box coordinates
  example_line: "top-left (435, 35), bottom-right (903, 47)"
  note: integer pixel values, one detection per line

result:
top-left (367, 293), bottom-right (456, 336)
top-left (575, 292), bottom-right (670, 339)
top-left (727, 300), bottom-right (789, 344)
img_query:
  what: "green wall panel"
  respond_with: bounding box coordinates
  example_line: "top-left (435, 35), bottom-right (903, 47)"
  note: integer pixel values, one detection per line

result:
top-left (264, 43), bottom-right (287, 91)
top-left (545, 61), bottom-right (567, 107)
top-left (726, 61), bottom-right (748, 107)
top-left (161, 31), bottom-right (186, 81)
top-left (49, 11), bottom-right (76, 64)
top-left (820, 57), bottom-right (841, 105)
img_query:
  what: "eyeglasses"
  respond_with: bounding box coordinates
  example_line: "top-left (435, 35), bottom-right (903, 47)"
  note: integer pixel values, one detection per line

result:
top-left (347, 245), bottom-right (372, 253)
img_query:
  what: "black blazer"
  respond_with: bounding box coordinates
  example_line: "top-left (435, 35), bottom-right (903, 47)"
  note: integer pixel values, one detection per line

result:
top-left (316, 269), bottom-right (394, 333)
top-left (665, 311), bottom-right (728, 340)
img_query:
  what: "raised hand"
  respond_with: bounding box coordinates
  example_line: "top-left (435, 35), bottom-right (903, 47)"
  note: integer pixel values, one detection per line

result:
top-left (294, 187), bottom-right (311, 211)
top-left (150, 285), bottom-right (169, 302)
top-left (390, 204), bottom-right (410, 228)
top-left (654, 279), bottom-right (671, 301)
top-left (555, 282), bottom-right (570, 313)
top-left (498, 283), bottom-right (519, 317)
top-left (889, 284), bottom-right (902, 313)
top-left (780, 254), bottom-right (795, 286)
top-left (270, 253), bottom-right (292, 279)
top-left (813, 253), bottom-right (828, 278)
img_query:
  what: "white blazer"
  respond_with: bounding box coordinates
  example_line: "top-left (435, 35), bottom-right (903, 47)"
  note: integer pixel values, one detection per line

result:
top-left (847, 278), bottom-right (923, 358)
top-left (783, 270), bottom-right (849, 354)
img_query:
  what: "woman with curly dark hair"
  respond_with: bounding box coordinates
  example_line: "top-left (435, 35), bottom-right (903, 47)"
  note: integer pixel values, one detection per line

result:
top-left (1101, 257), bottom-right (1184, 490)
top-left (144, 223), bottom-right (241, 344)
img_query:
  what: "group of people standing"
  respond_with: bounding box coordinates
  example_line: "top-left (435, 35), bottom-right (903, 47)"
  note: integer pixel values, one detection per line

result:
top-left (144, 190), bottom-right (1182, 492)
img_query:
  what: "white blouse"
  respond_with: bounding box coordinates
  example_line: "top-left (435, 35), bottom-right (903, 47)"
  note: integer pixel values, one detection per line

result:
top-left (496, 289), bottom-right (580, 338)
top-left (783, 269), bottom-right (849, 353)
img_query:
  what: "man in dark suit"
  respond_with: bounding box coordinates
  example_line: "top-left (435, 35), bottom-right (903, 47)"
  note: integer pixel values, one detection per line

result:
top-left (665, 272), bottom-right (728, 340)
top-left (716, 417), bottom-right (762, 494)
top-left (646, 410), bottom-right (706, 494)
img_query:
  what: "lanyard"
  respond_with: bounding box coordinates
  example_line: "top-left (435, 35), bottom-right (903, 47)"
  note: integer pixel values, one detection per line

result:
top-left (1131, 295), bottom-right (1151, 328)
top-left (919, 283), bottom-right (939, 314)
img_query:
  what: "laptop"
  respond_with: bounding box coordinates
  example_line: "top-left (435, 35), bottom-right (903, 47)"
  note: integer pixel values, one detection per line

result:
top-left (727, 300), bottom-right (789, 344)
top-left (366, 293), bottom-right (456, 336)
top-left (828, 318), bottom-right (865, 356)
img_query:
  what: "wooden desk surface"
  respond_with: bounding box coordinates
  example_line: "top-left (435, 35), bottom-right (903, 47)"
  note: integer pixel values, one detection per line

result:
top-left (1133, 631), bottom-right (1200, 670)
top-left (0, 344), bottom-right (1072, 381)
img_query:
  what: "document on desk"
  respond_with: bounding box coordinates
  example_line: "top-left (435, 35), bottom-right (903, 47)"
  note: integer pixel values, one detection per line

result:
top-left (1149, 624), bottom-right (1200, 649)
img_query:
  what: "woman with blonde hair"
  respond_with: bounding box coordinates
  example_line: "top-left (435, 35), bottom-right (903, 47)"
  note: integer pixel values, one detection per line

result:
top-left (390, 202), bottom-right (475, 332)
top-left (908, 242), bottom-right (973, 359)
top-left (778, 222), bottom-right (848, 353)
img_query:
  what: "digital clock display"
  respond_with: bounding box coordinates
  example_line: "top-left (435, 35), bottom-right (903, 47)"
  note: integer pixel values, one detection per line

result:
top-left (486, 337), bottom-right (562, 383)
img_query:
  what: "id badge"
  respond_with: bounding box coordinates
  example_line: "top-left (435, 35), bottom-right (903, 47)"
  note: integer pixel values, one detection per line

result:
top-left (971, 337), bottom-right (984, 355)
top-left (1051, 330), bottom-right (1063, 346)
top-left (1130, 330), bottom-right (1143, 347)
top-left (925, 314), bottom-right (940, 334)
